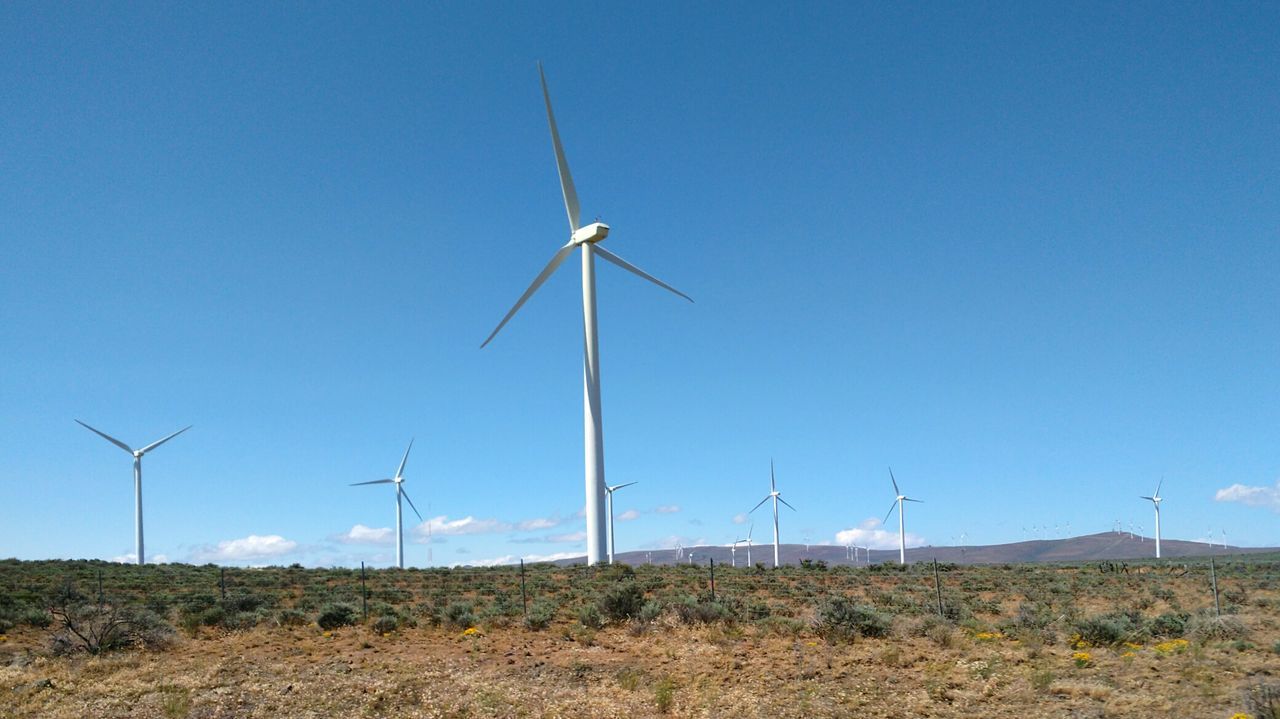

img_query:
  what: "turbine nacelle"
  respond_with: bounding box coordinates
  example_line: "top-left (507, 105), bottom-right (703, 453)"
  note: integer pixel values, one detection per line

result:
top-left (572, 222), bottom-right (610, 245)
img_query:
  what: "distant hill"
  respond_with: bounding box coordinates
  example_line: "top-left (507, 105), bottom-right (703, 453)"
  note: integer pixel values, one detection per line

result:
top-left (550, 532), bottom-right (1278, 567)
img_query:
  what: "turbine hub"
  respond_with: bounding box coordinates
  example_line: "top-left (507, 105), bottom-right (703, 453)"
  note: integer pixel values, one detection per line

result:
top-left (572, 222), bottom-right (610, 245)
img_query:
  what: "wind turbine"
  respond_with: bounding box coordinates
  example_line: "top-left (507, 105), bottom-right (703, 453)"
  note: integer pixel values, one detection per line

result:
top-left (351, 440), bottom-right (422, 569)
top-left (1140, 479), bottom-right (1164, 559)
top-left (76, 420), bottom-right (191, 565)
top-left (604, 481), bottom-right (637, 564)
top-left (480, 64), bottom-right (692, 566)
top-left (883, 467), bottom-right (922, 565)
top-left (749, 460), bottom-right (795, 568)
top-left (736, 523), bottom-right (754, 567)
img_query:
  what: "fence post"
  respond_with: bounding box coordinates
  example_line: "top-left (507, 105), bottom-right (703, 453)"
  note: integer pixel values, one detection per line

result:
top-left (97, 569), bottom-right (104, 604)
top-left (709, 557), bottom-right (715, 601)
top-left (1209, 556), bottom-right (1220, 617)
top-left (219, 568), bottom-right (226, 601)
top-left (360, 561), bottom-right (368, 621)
top-left (932, 558), bottom-right (944, 618)
top-left (520, 559), bottom-right (528, 616)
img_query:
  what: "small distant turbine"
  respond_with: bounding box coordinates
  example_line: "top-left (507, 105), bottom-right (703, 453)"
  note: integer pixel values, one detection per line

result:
top-left (883, 467), bottom-right (923, 565)
top-left (76, 420), bottom-right (191, 565)
top-left (1140, 479), bottom-right (1163, 559)
top-left (351, 440), bottom-right (423, 569)
top-left (604, 481), bottom-right (637, 565)
top-left (737, 523), bottom-right (754, 567)
top-left (749, 460), bottom-right (796, 568)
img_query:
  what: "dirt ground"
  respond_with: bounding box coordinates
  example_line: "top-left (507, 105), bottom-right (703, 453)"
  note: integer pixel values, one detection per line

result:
top-left (2, 617), bottom-right (1274, 719)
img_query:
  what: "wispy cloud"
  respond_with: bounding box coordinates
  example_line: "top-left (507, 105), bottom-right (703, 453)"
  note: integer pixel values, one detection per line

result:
top-left (334, 524), bottom-right (394, 545)
top-left (618, 509), bottom-right (640, 522)
top-left (655, 505), bottom-right (681, 514)
top-left (191, 535), bottom-right (298, 562)
top-left (110, 553), bottom-right (169, 564)
top-left (834, 518), bottom-right (924, 551)
top-left (516, 517), bottom-right (561, 531)
top-left (464, 551), bottom-right (581, 568)
top-left (412, 515), bottom-right (512, 540)
top-left (509, 530), bottom-right (587, 544)
top-left (732, 513), bottom-right (748, 525)
top-left (1214, 480), bottom-right (1280, 512)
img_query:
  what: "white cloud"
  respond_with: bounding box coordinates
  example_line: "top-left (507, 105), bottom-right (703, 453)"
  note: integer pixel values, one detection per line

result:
top-left (834, 518), bottom-right (925, 551)
top-left (1214, 480), bottom-right (1280, 512)
top-left (732, 513), bottom-right (748, 525)
top-left (110, 553), bottom-right (169, 564)
top-left (618, 509), bottom-right (640, 522)
top-left (516, 517), bottom-right (561, 531)
top-left (412, 515), bottom-right (512, 540)
top-left (336, 524), bottom-right (393, 545)
top-left (547, 531), bottom-right (587, 543)
top-left (655, 505), bottom-right (681, 514)
top-left (463, 551), bottom-right (582, 568)
top-left (192, 535), bottom-right (298, 562)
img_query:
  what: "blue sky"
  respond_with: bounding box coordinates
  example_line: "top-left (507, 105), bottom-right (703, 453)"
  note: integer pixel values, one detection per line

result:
top-left (2, 2), bottom-right (1277, 566)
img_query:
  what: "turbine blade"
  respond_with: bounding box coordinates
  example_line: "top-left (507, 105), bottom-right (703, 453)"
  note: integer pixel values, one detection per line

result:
top-left (749, 496), bottom-right (770, 514)
top-left (480, 242), bottom-right (576, 348)
top-left (889, 467), bottom-right (900, 496)
top-left (883, 501), bottom-right (898, 524)
top-left (401, 488), bottom-right (424, 521)
top-left (76, 420), bottom-right (133, 454)
top-left (1154, 478), bottom-right (1163, 497)
top-left (770, 459), bottom-right (776, 492)
top-left (778, 496), bottom-right (797, 512)
top-left (592, 246), bottom-right (693, 303)
top-left (1140, 496), bottom-right (1154, 501)
top-left (395, 439), bottom-right (414, 480)
top-left (904, 498), bottom-right (924, 504)
top-left (136, 425), bottom-right (192, 455)
top-left (609, 481), bottom-right (638, 492)
top-left (538, 62), bottom-right (580, 232)
top-left (351, 479), bottom-right (396, 486)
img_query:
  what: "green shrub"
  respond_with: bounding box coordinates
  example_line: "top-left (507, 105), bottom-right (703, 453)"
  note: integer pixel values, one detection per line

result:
top-left (1146, 612), bottom-right (1188, 638)
top-left (1244, 681), bottom-right (1280, 719)
top-left (577, 604), bottom-right (604, 629)
top-left (1071, 612), bottom-right (1143, 647)
top-left (598, 582), bottom-right (645, 622)
top-left (637, 599), bottom-right (664, 625)
top-left (523, 600), bottom-right (556, 631)
top-left (370, 615), bottom-right (399, 634)
top-left (443, 601), bottom-right (476, 629)
top-left (276, 608), bottom-right (309, 627)
top-left (814, 596), bottom-right (891, 640)
top-left (316, 602), bottom-right (358, 630)
top-left (671, 596), bottom-right (731, 625)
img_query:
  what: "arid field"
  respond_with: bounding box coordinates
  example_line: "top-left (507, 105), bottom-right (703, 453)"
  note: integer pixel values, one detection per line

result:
top-left (2, 557), bottom-right (1278, 718)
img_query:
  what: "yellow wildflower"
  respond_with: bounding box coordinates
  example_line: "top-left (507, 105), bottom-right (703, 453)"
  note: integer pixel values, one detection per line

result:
top-left (1072, 651), bottom-right (1092, 668)
top-left (974, 631), bottom-right (1001, 641)
top-left (1229, 714), bottom-right (1250, 719)
top-left (462, 626), bottom-right (481, 637)
top-left (1154, 639), bottom-right (1189, 655)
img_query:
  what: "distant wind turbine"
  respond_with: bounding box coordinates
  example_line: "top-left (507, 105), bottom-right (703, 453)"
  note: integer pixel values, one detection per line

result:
top-left (883, 467), bottom-right (923, 565)
top-left (749, 460), bottom-right (795, 568)
top-left (1140, 479), bottom-right (1164, 559)
top-left (350, 440), bottom-right (422, 569)
top-left (76, 420), bottom-right (191, 565)
top-left (604, 481), bottom-right (637, 564)
top-left (479, 64), bottom-right (692, 566)
top-left (736, 523), bottom-right (754, 567)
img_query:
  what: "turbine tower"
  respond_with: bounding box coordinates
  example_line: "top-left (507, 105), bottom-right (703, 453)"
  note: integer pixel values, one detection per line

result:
top-left (738, 523), bottom-right (754, 566)
top-left (481, 64), bottom-right (692, 566)
top-left (76, 420), bottom-right (191, 565)
top-left (604, 481), bottom-right (637, 564)
top-left (351, 440), bottom-right (423, 569)
top-left (883, 467), bottom-right (923, 565)
top-left (1140, 479), bottom-right (1165, 558)
top-left (749, 460), bottom-right (795, 568)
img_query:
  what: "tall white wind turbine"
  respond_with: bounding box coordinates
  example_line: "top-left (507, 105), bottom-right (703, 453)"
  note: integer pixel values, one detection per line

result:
top-left (1140, 479), bottom-right (1164, 559)
top-left (351, 440), bottom-right (422, 569)
top-left (749, 461), bottom-right (796, 568)
top-left (76, 420), bottom-right (191, 565)
top-left (480, 64), bottom-right (692, 566)
top-left (883, 467), bottom-right (923, 565)
top-left (604, 481), bottom-right (637, 565)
